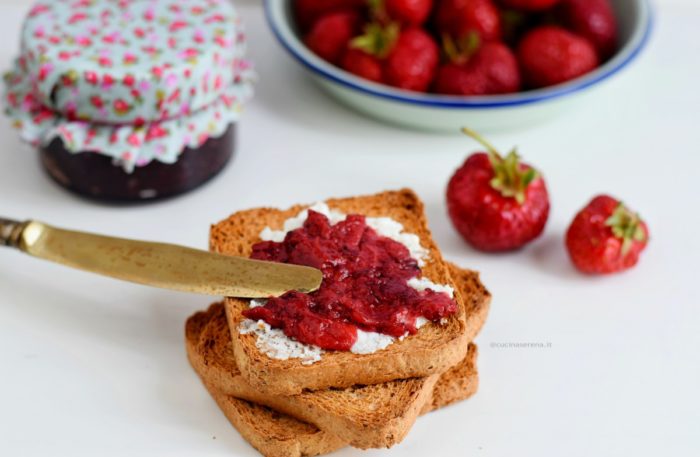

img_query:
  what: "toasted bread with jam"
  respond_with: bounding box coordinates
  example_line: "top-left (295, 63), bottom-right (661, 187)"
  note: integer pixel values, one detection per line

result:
top-left (186, 263), bottom-right (489, 449)
top-left (210, 190), bottom-right (485, 395)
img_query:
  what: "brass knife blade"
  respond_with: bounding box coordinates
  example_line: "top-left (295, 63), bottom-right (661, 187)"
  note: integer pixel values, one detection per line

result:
top-left (4, 220), bottom-right (322, 298)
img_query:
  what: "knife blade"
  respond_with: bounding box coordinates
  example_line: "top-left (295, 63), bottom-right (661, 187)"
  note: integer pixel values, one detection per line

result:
top-left (0, 218), bottom-right (322, 298)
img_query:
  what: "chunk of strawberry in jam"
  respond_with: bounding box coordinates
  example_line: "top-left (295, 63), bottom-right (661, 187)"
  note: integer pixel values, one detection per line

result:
top-left (243, 211), bottom-right (458, 351)
top-left (245, 291), bottom-right (357, 351)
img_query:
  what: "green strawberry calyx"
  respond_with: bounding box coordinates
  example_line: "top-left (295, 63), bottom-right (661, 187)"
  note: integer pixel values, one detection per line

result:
top-left (350, 21), bottom-right (400, 59)
top-left (442, 31), bottom-right (481, 65)
top-left (605, 203), bottom-right (647, 256)
top-left (367, 0), bottom-right (385, 15)
top-left (462, 127), bottom-right (539, 205)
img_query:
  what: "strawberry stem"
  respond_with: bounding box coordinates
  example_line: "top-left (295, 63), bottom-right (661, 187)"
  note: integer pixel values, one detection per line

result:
top-left (461, 127), bottom-right (501, 159)
top-left (367, 0), bottom-right (390, 24)
top-left (367, 0), bottom-right (384, 13)
top-left (350, 22), bottom-right (400, 58)
top-left (605, 203), bottom-right (647, 256)
top-left (443, 32), bottom-right (482, 65)
top-left (461, 127), bottom-right (540, 205)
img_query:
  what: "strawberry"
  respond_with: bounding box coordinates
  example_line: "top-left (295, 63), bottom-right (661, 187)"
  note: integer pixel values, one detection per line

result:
top-left (341, 49), bottom-right (384, 83)
top-left (447, 128), bottom-right (550, 252)
top-left (384, 0), bottom-right (433, 26)
top-left (556, 0), bottom-right (618, 60)
top-left (436, 0), bottom-right (501, 43)
top-left (566, 195), bottom-right (649, 274)
top-left (384, 28), bottom-right (439, 91)
top-left (499, 0), bottom-right (561, 11)
top-left (517, 25), bottom-right (598, 88)
top-left (345, 24), bottom-right (439, 91)
top-left (434, 39), bottom-right (520, 95)
top-left (304, 11), bottom-right (360, 64)
top-left (294, 0), bottom-right (366, 31)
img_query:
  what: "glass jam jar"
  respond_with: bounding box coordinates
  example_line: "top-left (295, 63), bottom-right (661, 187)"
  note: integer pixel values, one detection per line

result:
top-left (3, 0), bottom-right (254, 201)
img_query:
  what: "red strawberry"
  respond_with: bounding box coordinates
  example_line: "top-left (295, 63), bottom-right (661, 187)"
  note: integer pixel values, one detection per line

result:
top-left (436, 0), bottom-right (501, 42)
top-left (557, 0), bottom-right (618, 60)
top-left (294, 0), bottom-right (366, 31)
top-left (304, 11), bottom-right (360, 64)
top-left (384, 28), bottom-right (439, 91)
top-left (341, 49), bottom-right (384, 83)
top-left (343, 24), bottom-right (439, 92)
top-left (385, 0), bottom-right (433, 26)
top-left (447, 128), bottom-right (550, 252)
top-left (499, 0), bottom-right (561, 11)
top-left (434, 41), bottom-right (520, 95)
top-left (517, 25), bottom-right (598, 88)
top-left (566, 195), bottom-right (649, 274)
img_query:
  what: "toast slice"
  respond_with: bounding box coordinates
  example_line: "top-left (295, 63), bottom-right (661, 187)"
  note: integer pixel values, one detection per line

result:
top-left (206, 392), bottom-right (346, 457)
top-left (186, 264), bottom-right (490, 449)
top-left (211, 189), bottom-right (475, 395)
top-left (199, 346), bottom-right (478, 457)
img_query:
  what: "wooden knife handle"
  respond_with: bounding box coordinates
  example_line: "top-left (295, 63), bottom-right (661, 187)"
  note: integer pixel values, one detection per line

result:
top-left (0, 218), bottom-right (28, 248)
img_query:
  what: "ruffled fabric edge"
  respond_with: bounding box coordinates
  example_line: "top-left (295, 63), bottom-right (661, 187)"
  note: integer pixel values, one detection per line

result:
top-left (3, 63), bottom-right (254, 173)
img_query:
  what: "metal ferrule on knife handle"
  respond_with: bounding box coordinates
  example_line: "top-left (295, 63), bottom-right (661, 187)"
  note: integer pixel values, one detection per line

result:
top-left (0, 218), bottom-right (30, 248)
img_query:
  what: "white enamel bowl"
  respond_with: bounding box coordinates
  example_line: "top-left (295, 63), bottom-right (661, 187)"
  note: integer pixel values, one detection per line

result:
top-left (264, 0), bottom-right (652, 132)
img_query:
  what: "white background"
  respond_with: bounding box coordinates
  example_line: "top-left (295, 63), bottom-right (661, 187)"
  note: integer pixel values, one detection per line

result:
top-left (1, 0), bottom-right (699, 456)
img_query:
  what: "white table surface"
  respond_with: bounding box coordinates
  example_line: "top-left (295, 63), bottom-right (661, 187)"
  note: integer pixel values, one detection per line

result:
top-left (1, 1), bottom-right (698, 456)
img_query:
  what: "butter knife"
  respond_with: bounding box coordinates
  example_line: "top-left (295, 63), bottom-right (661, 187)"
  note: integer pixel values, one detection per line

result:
top-left (0, 218), bottom-right (322, 298)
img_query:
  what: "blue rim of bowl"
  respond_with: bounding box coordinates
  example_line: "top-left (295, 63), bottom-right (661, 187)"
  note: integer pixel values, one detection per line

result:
top-left (263, 0), bottom-right (653, 109)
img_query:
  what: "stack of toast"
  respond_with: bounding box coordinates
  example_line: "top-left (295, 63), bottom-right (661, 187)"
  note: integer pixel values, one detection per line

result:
top-left (185, 190), bottom-right (492, 456)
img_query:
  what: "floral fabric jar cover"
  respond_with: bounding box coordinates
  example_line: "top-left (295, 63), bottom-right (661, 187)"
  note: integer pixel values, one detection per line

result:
top-left (3, 0), bottom-right (254, 172)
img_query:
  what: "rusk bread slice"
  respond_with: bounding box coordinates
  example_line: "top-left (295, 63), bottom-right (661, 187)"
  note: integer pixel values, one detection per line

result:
top-left (207, 391), bottom-right (346, 457)
top-left (206, 391), bottom-right (346, 457)
top-left (186, 264), bottom-right (490, 449)
top-left (211, 189), bottom-right (475, 395)
top-left (188, 303), bottom-right (434, 449)
top-left (196, 346), bottom-right (479, 457)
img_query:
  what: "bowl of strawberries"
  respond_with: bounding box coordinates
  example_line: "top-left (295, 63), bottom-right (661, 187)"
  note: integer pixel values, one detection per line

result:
top-left (265, 0), bottom-right (652, 132)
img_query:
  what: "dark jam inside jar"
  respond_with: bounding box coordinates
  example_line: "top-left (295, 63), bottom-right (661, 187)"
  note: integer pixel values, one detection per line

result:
top-left (39, 125), bottom-right (235, 202)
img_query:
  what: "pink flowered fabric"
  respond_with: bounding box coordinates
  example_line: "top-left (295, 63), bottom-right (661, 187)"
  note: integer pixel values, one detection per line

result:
top-left (3, 0), bottom-right (254, 173)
